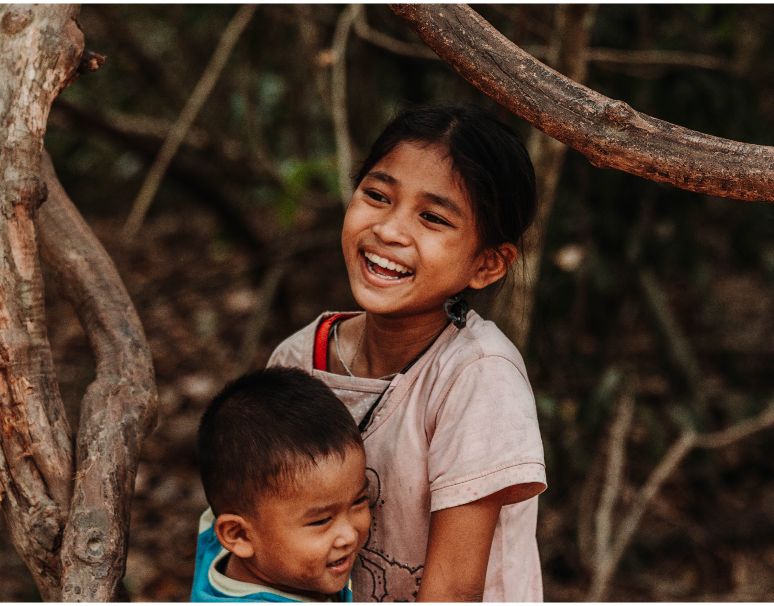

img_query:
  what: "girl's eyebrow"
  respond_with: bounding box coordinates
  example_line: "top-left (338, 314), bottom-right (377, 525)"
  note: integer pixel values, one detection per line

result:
top-left (423, 192), bottom-right (464, 219)
top-left (365, 170), bottom-right (396, 184)
top-left (365, 171), bottom-right (463, 218)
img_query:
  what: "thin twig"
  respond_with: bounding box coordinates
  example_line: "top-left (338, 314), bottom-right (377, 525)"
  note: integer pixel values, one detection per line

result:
top-left (237, 262), bottom-right (288, 374)
top-left (353, 7), bottom-right (438, 60)
top-left (236, 227), bottom-right (341, 373)
top-left (594, 387), bottom-right (635, 564)
top-left (92, 6), bottom-right (186, 105)
top-left (122, 4), bottom-right (257, 240)
top-left (293, 5), bottom-right (333, 114)
top-left (588, 431), bottom-right (695, 601)
top-left (524, 45), bottom-right (732, 72)
top-left (588, 400), bottom-right (774, 601)
top-left (590, 48), bottom-right (732, 71)
top-left (638, 269), bottom-right (704, 402)
top-left (331, 4), bottom-right (361, 207)
top-left (489, 4), bottom-right (596, 349)
top-left (695, 403), bottom-right (774, 449)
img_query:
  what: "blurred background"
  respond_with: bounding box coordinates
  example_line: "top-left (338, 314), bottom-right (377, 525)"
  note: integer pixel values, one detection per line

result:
top-left (0, 4), bottom-right (772, 601)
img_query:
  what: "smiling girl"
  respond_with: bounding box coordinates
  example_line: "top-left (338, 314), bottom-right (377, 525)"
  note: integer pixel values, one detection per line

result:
top-left (268, 104), bottom-right (546, 601)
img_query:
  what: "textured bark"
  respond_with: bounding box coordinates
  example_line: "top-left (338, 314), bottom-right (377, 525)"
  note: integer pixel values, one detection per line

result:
top-left (490, 6), bottom-right (596, 349)
top-left (1, 5), bottom-right (158, 600)
top-left (0, 5), bottom-right (83, 600)
top-left (39, 153), bottom-right (158, 601)
top-left (391, 4), bottom-right (774, 202)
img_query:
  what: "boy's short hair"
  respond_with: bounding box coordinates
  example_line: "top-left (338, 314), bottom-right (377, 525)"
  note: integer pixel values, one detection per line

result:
top-left (197, 366), bottom-right (363, 516)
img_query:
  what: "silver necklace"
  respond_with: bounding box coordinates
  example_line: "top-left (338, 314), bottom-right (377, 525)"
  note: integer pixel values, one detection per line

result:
top-left (333, 321), bottom-right (396, 381)
top-left (334, 321), bottom-right (360, 377)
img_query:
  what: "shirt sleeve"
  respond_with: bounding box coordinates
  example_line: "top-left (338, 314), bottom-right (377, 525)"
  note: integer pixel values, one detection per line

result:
top-left (427, 355), bottom-right (546, 512)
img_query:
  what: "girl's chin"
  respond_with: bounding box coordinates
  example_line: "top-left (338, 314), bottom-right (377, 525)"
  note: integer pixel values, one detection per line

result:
top-left (352, 293), bottom-right (448, 323)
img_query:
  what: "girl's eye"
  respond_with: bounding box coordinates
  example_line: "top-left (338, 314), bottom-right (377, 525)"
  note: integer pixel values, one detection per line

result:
top-left (420, 212), bottom-right (451, 226)
top-left (365, 189), bottom-right (389, 204)
top-left (353, 495), bottom-right (369, 507)
top-left (307, 517), bottom-right (332, 527)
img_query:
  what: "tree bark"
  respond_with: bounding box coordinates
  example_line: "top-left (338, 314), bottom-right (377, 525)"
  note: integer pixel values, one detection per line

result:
top-left (0, 5), bottom-right (83, 599)
top-left (391, 4), bottom-right (774, 202)
top-left (39, 153), bottom-right (158, 601)
top-left (1, 5), bottom-right (159, 600)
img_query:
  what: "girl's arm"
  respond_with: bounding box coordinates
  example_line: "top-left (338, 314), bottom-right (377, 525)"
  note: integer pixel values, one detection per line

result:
top-left (416, 489), bottom-right (508, 602)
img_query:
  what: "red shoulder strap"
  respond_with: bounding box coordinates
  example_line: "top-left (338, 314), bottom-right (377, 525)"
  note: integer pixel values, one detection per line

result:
top-left (313, 313), bottom-right (356, 371)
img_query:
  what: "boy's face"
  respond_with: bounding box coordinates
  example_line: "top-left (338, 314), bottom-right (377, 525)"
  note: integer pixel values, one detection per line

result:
top-left (231, 445), bottom-right (370, 599)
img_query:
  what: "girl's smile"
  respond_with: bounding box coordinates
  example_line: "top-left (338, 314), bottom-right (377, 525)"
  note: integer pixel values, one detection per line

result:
top-left (342, 141), bottom-right (491, 326)
top-left (363, 251), bottom-right (414, 280)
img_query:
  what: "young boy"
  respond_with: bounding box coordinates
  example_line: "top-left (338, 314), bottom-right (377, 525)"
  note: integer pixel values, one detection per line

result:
top-left (191, 367), bottom-right (371, 602)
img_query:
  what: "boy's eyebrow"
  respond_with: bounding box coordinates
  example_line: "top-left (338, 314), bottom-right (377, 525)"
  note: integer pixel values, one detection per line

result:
top-left (364, 171), bottom-right (464, 218)
top-left (302, 478), bottom-right (370, 517)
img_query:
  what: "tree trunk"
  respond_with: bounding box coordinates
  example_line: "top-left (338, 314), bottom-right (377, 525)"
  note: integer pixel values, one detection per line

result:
top-left (0, 5), bottom-right (158, 600)
top-left (489, 5), bottom-right (596, 349)
top-left (391, 4), bottom-right (774, 202)
top-left (0, 5), bottom-right (83, 599)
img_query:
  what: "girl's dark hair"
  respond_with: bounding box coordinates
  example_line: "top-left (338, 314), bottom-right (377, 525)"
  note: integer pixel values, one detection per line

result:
top-left (353, 103), bottom-right (537, 251)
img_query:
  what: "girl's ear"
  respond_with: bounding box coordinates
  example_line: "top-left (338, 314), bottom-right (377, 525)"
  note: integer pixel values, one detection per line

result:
top-left (468, 243), bottom-right (518, 290)
top-left (214, 513), bottom-right (256, 559)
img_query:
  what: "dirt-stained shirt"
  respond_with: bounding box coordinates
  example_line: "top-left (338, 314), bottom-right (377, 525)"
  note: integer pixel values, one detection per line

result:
top-left (267, 310), bottom-right (547, 602)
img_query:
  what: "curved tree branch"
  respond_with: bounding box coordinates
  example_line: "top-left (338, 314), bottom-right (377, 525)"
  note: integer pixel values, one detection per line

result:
top-left (0, 5), bottom-right (83, 599)
top-left (391, 4), bottom-right (774, 202)
top-left (332, 4), bottom-right (361, 206)
top-left (588, 401), bottom-right (774, 601)
top-left (39, 153), bottom-right (158, 601)
top-left (489, 4), bottom-right (595, 348)
top-left (122, 4), bottom-right (257, 240)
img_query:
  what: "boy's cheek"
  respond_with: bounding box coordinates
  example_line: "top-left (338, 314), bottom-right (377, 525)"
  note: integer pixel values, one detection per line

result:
top-left (356, 510), bottom-right (372, 545)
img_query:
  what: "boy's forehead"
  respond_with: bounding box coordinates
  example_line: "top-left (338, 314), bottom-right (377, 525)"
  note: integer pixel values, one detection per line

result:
top-left (258, 448), bottom-right (366, 509)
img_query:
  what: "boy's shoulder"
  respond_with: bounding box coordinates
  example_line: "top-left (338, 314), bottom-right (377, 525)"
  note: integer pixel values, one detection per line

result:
top-left (192, 509), bottom-right (352, 603)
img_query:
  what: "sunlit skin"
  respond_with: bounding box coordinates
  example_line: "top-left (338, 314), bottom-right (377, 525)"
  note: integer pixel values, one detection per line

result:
top-left (333, 141), bottom-right (516, 380)
top-left (214, 447), bottom-right (370, 601)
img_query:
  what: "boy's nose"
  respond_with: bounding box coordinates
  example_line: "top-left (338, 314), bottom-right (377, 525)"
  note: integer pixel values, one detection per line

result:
top-left (333, 521), bottom-right (359, 548)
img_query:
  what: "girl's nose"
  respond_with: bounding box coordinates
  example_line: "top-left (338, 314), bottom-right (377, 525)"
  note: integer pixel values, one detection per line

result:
top-left (372, 211), bottom-right (411, 246)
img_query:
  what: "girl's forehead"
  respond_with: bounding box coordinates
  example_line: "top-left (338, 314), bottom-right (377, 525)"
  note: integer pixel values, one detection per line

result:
top-left (373, 141), bottom-right (473, 208)
top-left (379, 140), bottom-right (451, 165)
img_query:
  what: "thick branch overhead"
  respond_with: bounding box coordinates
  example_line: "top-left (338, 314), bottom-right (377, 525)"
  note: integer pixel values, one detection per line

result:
top-left (391, 4), bottom-right (774, 202)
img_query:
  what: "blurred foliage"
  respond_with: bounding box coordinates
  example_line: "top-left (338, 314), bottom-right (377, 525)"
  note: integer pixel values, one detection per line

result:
top-left (22, 3), bottom-right (774, 601)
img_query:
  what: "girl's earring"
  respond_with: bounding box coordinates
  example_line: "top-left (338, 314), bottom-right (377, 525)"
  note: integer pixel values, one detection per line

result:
top-left (444, 293), bottom-right (469, 329)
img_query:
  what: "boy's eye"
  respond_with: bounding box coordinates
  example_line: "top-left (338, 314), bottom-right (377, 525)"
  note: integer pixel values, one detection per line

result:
top-left (365, 189), bottom-right (388, 204)
top-left (353, 495), bottom-right (369, 507)
top-left (307, 517), bottom-right (332, 527)
top-left (420, 212), bottom-right (451, 226)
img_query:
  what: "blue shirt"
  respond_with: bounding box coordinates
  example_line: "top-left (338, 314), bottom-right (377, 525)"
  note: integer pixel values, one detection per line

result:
top-left (191, 509), bottom-right (354, 603)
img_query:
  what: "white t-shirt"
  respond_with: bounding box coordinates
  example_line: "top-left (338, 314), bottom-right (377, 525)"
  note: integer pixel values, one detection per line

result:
top-left (268, 310), bottom-right (547, 602)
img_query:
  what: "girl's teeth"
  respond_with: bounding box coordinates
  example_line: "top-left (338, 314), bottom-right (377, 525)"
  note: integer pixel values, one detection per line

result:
top-left (364, 252), bottom-right (412, 275)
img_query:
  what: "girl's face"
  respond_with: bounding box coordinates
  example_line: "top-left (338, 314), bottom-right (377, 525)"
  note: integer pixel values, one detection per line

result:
top-left (342, 141), bottom-right (500, 323)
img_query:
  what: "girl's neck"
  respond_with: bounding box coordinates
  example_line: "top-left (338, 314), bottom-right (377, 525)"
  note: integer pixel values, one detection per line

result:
top-left (351, 310), bottom-right (449, 379)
